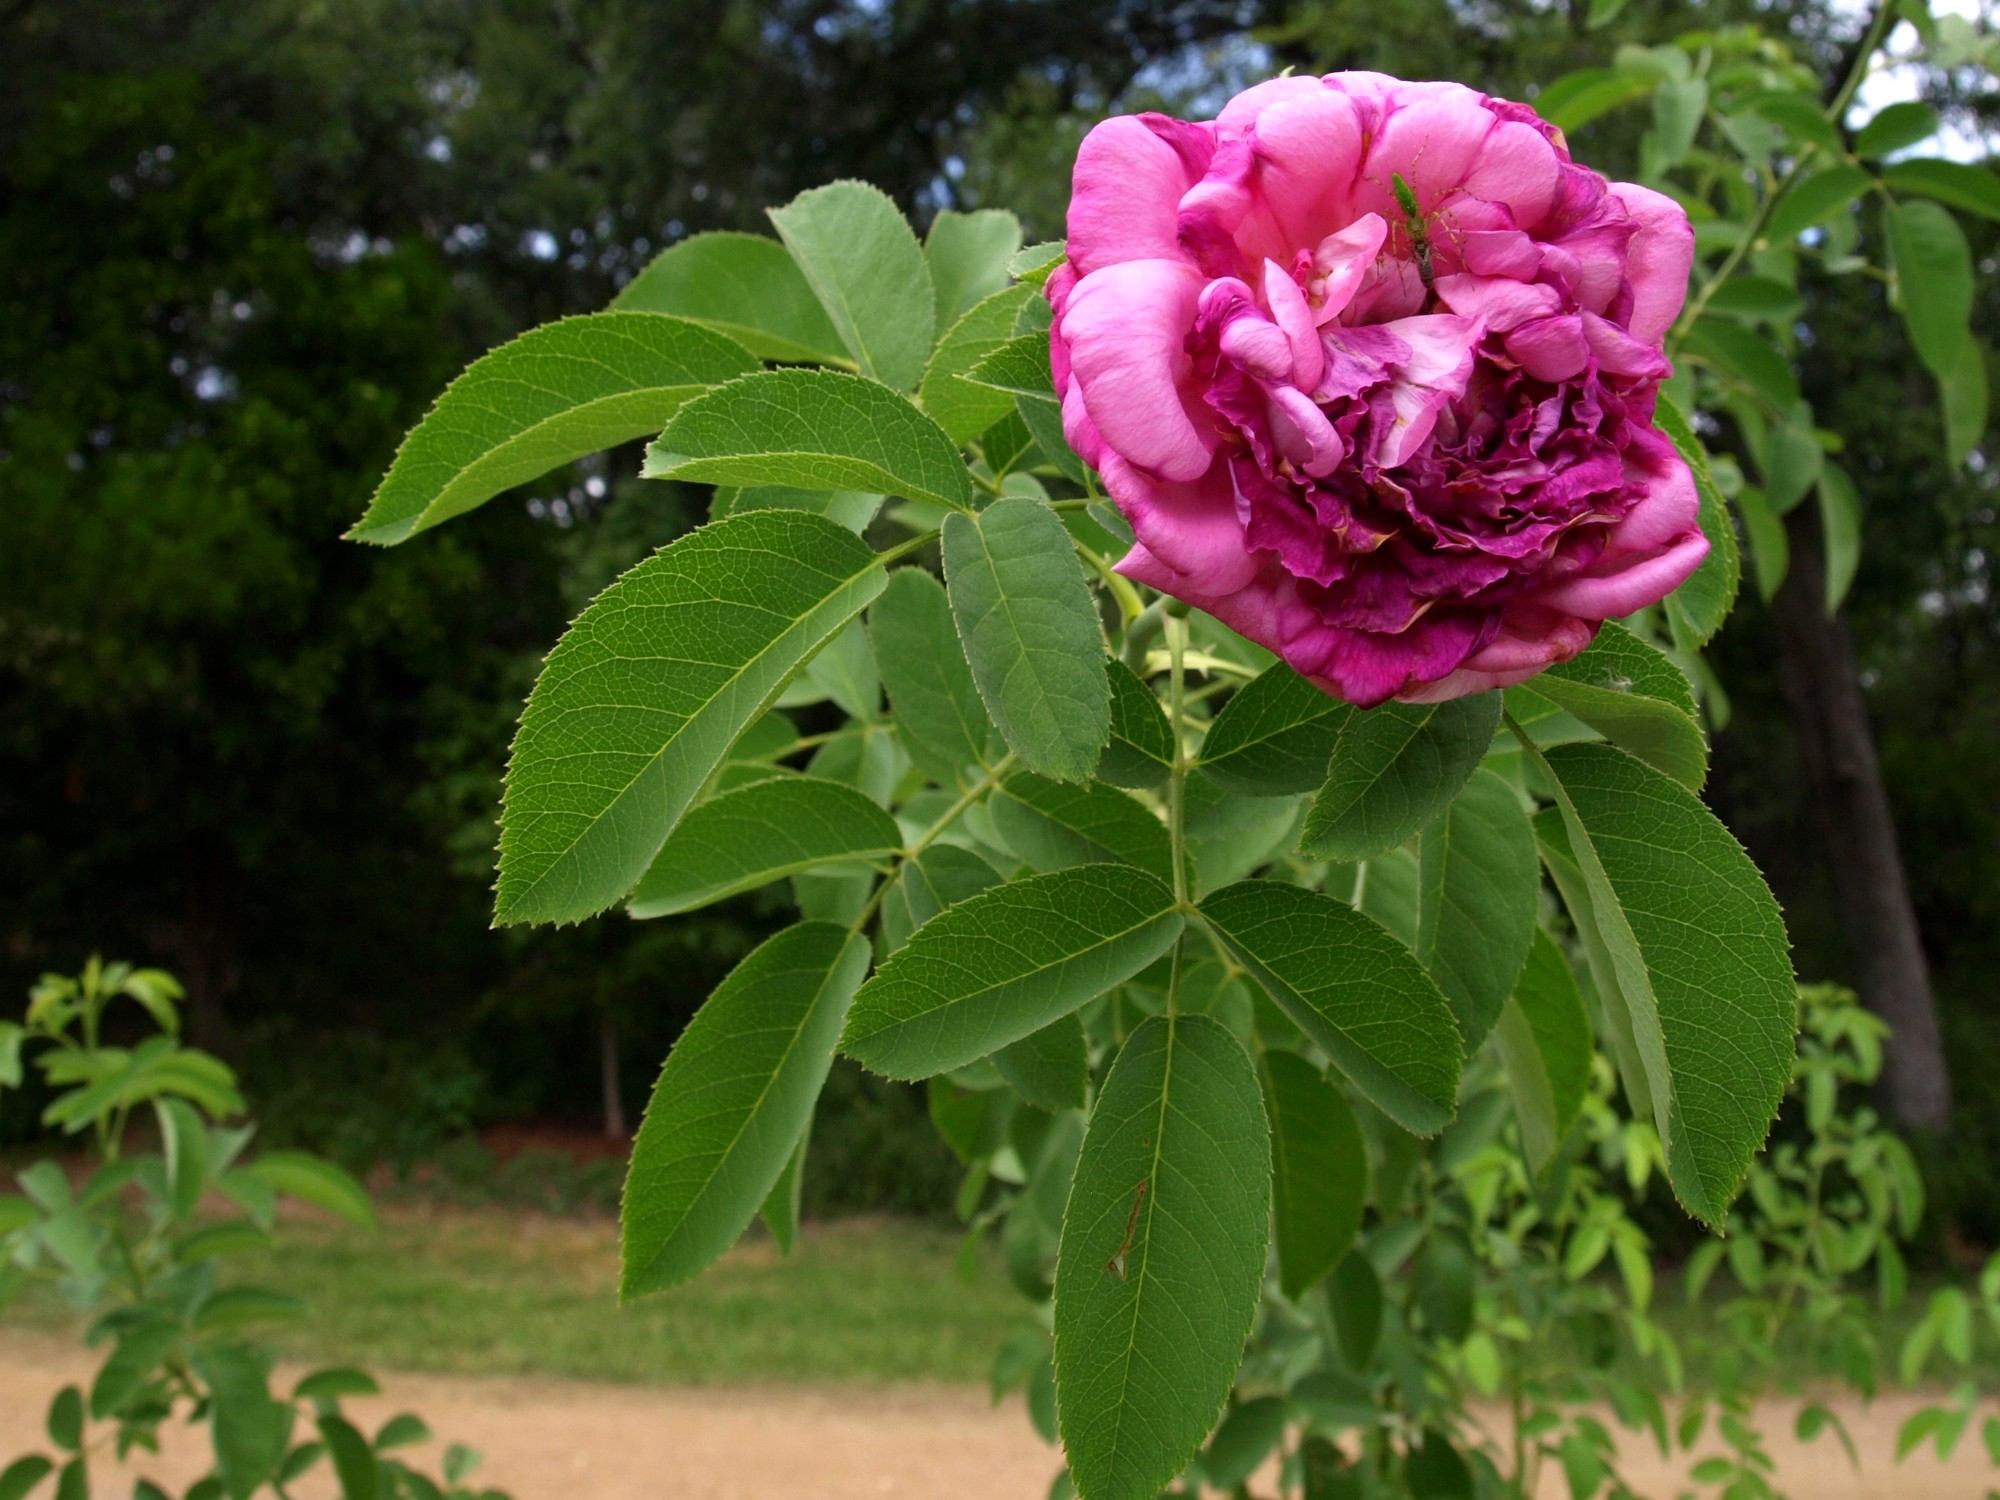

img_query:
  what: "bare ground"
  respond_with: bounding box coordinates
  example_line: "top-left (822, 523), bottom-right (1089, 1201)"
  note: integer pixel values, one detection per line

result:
top-left (1, 1331), bottom-right (1991, 1499)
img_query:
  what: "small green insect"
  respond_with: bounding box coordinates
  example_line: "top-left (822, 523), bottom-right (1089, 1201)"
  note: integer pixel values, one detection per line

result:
top-left (1392, 171), bottom-right (1435, 291)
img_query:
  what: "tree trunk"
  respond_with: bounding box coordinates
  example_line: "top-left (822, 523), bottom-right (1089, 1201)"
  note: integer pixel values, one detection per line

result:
top-left (599, 1008), bottom-right (627, 1140)
top-left (1768, 502), bottom-right (1951, 1130)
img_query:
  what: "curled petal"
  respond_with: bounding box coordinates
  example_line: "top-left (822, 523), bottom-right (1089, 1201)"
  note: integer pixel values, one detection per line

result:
top-left (1263, 258), bottom-right (1325, 391)
top-left (1309, 214), bottom-right (1388, 326)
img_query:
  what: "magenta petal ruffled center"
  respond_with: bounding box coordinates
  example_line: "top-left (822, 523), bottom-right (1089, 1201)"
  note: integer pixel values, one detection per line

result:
top-left (1050, 72), bottom-right (1705, 707)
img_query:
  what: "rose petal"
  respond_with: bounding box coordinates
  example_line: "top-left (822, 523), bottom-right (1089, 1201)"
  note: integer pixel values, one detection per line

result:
top-left (1462, 118), bottom-right (1562, 230)
top-left (1104, 453), bottom-right (1261, 595)
top-left (1309, 214), bottom-right (1388, 325)
top-left (1061, 259), bottom-right (1213, 481)
top-left (1607, 181), bottom-right (1694, 345)
top-left (1263, 259), bottom-right (1325, 391)
top-left (1248, 87), bottom-right (1368, 251)
top-left (1434, 272), bottom-right (1563, 333)
top-left (1067, 115), bottom-right (1202, 276)
top-left (1370, 313), bottom-right (1481, 467)
top-left (1504, 314), bottom-right (1589, 382)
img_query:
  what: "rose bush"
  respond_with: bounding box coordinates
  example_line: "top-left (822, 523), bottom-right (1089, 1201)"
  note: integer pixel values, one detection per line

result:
top-left (1048, 72), bottom-right (1709, 705)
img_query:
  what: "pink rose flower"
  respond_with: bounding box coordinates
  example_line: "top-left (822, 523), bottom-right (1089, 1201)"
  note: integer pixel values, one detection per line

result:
top-left (1048, 73), bottom-right (1707, 707)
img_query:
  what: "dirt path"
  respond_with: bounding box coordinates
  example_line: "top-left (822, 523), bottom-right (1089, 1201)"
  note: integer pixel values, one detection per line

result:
top-left (0, 1331), bottom-right (1989, 1498)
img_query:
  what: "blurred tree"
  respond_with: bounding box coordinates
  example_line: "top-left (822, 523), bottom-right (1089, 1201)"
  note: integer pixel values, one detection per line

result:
top-left (0, 0), bottom-right (1277, 1148)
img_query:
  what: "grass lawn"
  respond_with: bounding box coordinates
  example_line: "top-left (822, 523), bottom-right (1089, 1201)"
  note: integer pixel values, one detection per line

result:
top-left (9, 1208), bottom-right (1035, 1387)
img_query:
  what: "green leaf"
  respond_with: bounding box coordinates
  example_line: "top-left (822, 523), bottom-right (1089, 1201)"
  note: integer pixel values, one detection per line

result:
top-left (710, 483), bottom-right (882, 533)
top-left (45, 1388), bottom-right (81, 1452)
top-left (1416, 1228), bottom-right (1477, 1341)
top-left (244, 1152), bottom-right (375, 1227)
top-left (1533, 68), bottom-right (1653, 133)
top-left (1942, 335), bottom-right (1990, 469)
top-left (1531, 740), bottom-right (1795, 1223)
top-left (1552, 618), bottom-right (1695, 718)
top-left (870, 569), bottom-right (1000, 788)
top-left (842, 865), bottom-right (1182, 1080)
top-left (1261, 1050), bottom-right (1367, 1299)
top-left (613, 230), bottom-right (846, 363)
top-left (154, 1096), bottom-right (209, 1222)
top-left (802, 618), bottom-right (879, 718)
top-left (925, 209), bottom-right (1024, 331)
top-left (628, 776), bottom-right (901, 918)
top-left (1703, 275), bottom-right (1804, 325)
top-left (644, 368), bottom-right (973, 512)
top-left (1328, 1251), bottom-right (1383, 1369)
top-left (768, 181), bottom-right (934, 392)
top-left (889, 844), bottom-right (1004, 950)
top-left (1736, 483), bottom-right (1790, 601)
top-left (88, 1320), bottom-right (177, 1419)
top-left (1302, 694), bottom-right (1500, 861)
top-left (1097, 662), bottom-right (1174, 790)
top-left (1490, 929), bottom-right (1594, 1173)
top-left (963, 334), bottom-right (1056, 400)
top-left (294, 1369), bottom-right (381, 1403)
top-left (1883, 158), bottom-right (2000, 222)
top-left (1742, 91), bottom-right (1843, 153)
top-left (994, 1014), bottom-right (1089, 1112)
top-left (1416, 769), bottom-right (1538, 1051)
top-left (992, 774), bottom-right (1174, 885)
top-left (1199, 666), bottom-right (1350, 796)
top-left (1817, 462), bottom-right (1862, 612)
top-left (348, 314), bottom-right (757, 545)
top-left (195, 1346), bottom-right (289, 1500)
top-left (1651, 77), bottom-right (1708, 165)
top-left (1053, 1013), bottom-right (1268, 1500)
top-left (318, 1414), bottom-right (378, 1500)
top-left (0, 1023), bottom-right (22, 1088)
top-left (1200, 882), bottom-right (1463, 1135)
top-left (943, 497), bottom-right (1111, 782)
top-left (1761, 418), bottom-right (1824, 515)
top-left (498, 510), bottom-right (885, 924)
top-left (1766, 164), bottom-right (1873, 242)
top-left (920, 285), bottom-right (1038, 443)
top-left (1856, 100), bottom-right (1941, 157)
top-left (373, 1414), bottom-right (431, 1451)
top-left (195, 1287), bottom-right (309, 1331)
top-left (1016, 392), bottom-right (1089, 485)
top-left (0, 1458), bottom-right (54, 1500)
top-left (1887, 199), bottom-right (1974, 380)
top-left (929, 1075), bottom-right (1013, 1162)
top-left (1654, 393), bottom-right (1740, 649)
top-left (1527, 635), bottom-right (1707, 791)
top-left (1683, 318), bottom-right (1800, 411)
top-left (623, 923), bottom-right (868, 1297)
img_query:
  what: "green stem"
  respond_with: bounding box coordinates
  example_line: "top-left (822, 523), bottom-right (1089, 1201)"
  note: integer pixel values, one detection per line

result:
top-left (847, 755), bottom-right (1017, 936)
top-left (1165, 616), bottom-right (1191, 1016)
